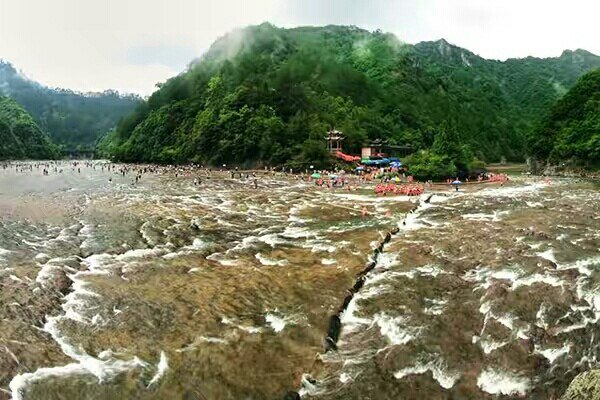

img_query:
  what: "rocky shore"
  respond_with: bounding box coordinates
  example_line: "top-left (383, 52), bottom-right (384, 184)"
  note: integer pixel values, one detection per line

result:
top-left (537, 163), bottom-right (600, 180)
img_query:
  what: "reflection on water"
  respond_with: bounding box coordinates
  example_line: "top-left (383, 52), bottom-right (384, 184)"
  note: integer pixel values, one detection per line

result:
top-left (0, 162), bottom-right (598, 400)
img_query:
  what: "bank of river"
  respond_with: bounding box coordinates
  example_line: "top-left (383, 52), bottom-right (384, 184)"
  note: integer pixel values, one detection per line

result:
top-left (0, 162), bottom-right (598, 399)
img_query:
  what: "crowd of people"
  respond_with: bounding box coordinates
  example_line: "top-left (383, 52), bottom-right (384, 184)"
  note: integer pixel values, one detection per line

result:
top-left (1, 160), bottom-right (514, 196)
top-left (375, 183), bottom-right (425, 196)
top-left (486, 173), bottom-right (510, 183)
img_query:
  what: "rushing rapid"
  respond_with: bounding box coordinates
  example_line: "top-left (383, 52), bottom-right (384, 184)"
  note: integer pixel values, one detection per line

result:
top-left (0, 162), bottom-right (598, 400)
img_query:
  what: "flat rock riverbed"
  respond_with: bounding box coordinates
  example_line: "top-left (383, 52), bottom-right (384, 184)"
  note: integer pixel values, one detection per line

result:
top-left (0, 162), bottom-right (598, 400)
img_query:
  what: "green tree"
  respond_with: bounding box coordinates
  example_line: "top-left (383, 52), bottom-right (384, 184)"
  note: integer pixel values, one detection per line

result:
top-left (405, 150), bottom-right (457, 181)
top-left (100, 24), bottom-right (600, 167)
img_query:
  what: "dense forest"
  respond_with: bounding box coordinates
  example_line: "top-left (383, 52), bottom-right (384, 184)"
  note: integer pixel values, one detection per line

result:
top-left (0, 96), bottom-right (59, 160)
top-left (529, 68), bottom-right (600, 168)
top-left (0, 61), bottom-right (140, 152)
top-left (100, 24), bottom-right (600, 170)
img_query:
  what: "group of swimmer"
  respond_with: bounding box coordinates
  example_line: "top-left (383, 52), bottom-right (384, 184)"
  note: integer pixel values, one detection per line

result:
top-left (375, 183), bottom-right (425, 196)
top-left (1, 160), bottom-right (516, 196)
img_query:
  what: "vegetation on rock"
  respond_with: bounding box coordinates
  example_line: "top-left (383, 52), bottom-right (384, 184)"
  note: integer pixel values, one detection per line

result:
top-left (0, 61), bottom-right (140, 152)
top-left (529, 68), bottom-right (600, 169)
top-left (98, 24), bottom-right (600, 173)
top-left (0, 96), bottom-right (59, 160)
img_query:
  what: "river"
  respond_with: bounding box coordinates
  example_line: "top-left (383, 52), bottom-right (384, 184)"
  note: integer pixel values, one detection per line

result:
top-left (0, 162), bottom-right (598, 400)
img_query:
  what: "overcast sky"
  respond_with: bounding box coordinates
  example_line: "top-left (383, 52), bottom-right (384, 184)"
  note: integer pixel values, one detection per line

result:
top-left (1, 0), bottom-right (598, 95)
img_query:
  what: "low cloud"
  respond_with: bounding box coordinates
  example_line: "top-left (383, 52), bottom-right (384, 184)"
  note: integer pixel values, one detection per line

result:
top-left (0, 0), bottom-right (598, 95)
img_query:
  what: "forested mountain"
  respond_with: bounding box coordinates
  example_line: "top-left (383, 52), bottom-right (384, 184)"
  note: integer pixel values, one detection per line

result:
top-left (528, 68), bottom-right (600, 168)
top-left (102, 23), bottom-right (600, 167)
top-left (0, 61), bottom-right (140, 151)
top-left (0, 96), bottom-right (59, 160)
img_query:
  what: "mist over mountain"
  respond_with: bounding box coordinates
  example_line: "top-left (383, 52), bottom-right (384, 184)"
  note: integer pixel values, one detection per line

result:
top-left (0, 61), bottom-right (141, 152)
top-left (102, 23), bottom-right (600, 168)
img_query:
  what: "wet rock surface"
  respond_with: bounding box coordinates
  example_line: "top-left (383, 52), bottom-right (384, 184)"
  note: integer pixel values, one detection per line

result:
top-left (1, 165), bottom-right (599, 400)
top-left (299, 179), bottom-right (600, 400)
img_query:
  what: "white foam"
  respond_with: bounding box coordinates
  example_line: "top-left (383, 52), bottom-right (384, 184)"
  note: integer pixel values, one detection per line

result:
top-left (475, 181), bottom-right (548, 198)
top-left (512, 273), bottom-right (563, 289)
top-left (198, 336), bottom-right (227, 344)
top-left (281, 226), bottom-right (318, 239)
top-left (91, 314), bottom-right (104, 325)
top-left (423, 298), bottom-right (447, 316)
top-left (222, 316), bottom-right (262, 333)
top-left (537, 248), bottom-right (556, 264)
top-left (496, 313), bottom-right (518, 331)
top-left (0, 248), bottom-right (11, 266)
top-left (372, 313), bottom-right (419, 346)
top-left (10, 363), bottom-right (95, 400)
top-left (35, 264), bottom-right (63, 288)
top-left (175, 336), bottom-right (227, 352)
top-left (115, 247), bottom-right (166, 261)
top-left (477, 368), bottom-right (530, 396)
top-left (414, 264), bottom-right (445, 277)
top-left (85, 253), bottom-right (116, 272)
top-left (255, 253), bottom-right (288, 266)
top-left (555, 322), bottom-right (588, 335)
top-left (310, 243), bottom-right (336, 253)
top-left (162, 238), bottom-right (209, 260)
top-left (228, 235), bottom-right (259, 252)
top-left (265, 314), bottom-right (287, 332)
top-left (79, 222), bottom-right (96, 252)
top-left (462, 213), bottom-right (495, 221)
top-left (465, 264), bottom-right (565, 293)
top-left (298, 373), bottom-right (323, 396)
top-left (147, 351), bottom-right (168, 388)
top-left (479, 338), bottom-right (508, 354)
top-left (10, 315), bottom-right (147, 399)
top-left (237, 325), bottom-right (263, 334)
top-left (394, 359), bottom-right (460, 389)
top-left (463, 266), bottom-right (521, 290)
top-left (185, 238), bottom-right (208, 250)
top-left (258, 233), bottom-right (287, 247)
top-left (479, 301), bottom-right (492, 314)
top-left (8, 242), bottom-right (153, 399)
top-left (536, 344), bottom-right (570, 363)
top-left (206, 253), bottom-right (239, 266)
top-left (399, 211), bottom-right (426, 231)
top-left (359, 284), bottom-right (391, 299)
top-left (558, 256), bottom-right (600, 276)
top-left (339, 295), bottom-right (371, 329)
top-left (526, 201), bottom-right (543, 207)
top-left (331, 193), bottom-right (411, 203)
top-left (34, 253), bottom-right (50, 262)
top-left (376, 252), bottom-right (399, 269)
top-left (461, 211), bottom-right (509, 222)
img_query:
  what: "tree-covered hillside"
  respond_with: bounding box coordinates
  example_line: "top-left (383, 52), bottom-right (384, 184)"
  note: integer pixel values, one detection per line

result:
top-left (529, 68), bottom-right (600, 168)
top-left (0, 61), bottom-right (140, 152)
top-left (0, 96), bottom-right (59, 160)
top-left (102, 23), bottom-right (600, 167)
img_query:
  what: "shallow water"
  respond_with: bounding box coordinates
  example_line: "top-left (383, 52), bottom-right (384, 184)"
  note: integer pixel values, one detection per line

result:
top-left (0, 163), bottom-right (598, 400)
